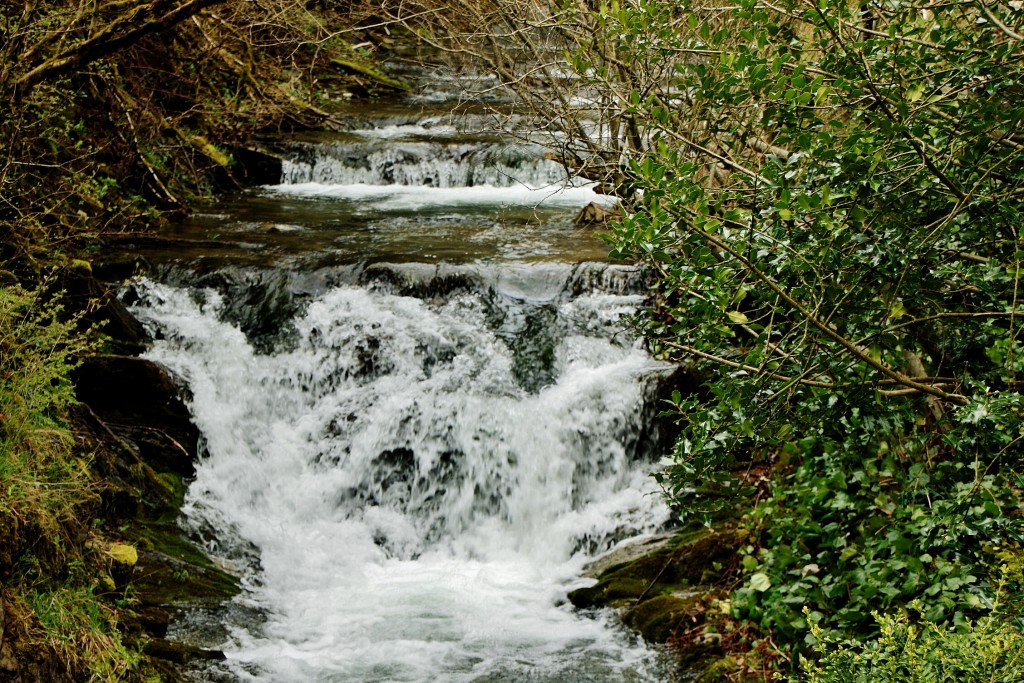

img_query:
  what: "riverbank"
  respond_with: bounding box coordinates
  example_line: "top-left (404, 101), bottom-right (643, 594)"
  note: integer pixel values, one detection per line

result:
top-left (0, 267), bottom-right (240, 682)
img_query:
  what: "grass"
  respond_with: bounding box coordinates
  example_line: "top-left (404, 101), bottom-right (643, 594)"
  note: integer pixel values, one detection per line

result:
top-left (1, 281), bottom-right (141, 681)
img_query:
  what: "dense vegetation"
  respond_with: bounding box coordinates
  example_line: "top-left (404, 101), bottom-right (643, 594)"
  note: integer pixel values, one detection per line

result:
top-left (590, 0), bottom-right (1024, 676)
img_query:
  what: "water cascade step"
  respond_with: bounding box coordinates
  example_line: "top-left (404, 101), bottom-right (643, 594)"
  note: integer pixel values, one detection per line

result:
top-left (118, 95), bottom-right (676, 682)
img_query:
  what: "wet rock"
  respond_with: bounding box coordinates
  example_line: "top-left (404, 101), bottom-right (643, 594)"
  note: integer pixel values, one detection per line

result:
top-left (144, 638), bottom-right (226, 664)
top-left (130, 529), bottom-right (240, 607)
top-left (73, 355), bottom-right (199, 478)
top-left (57, 266), bottom-right (150, 354)
top-left (226, 144), bottom-right (284, 187)
top-left (624, 593), bottom-right (701, 642)
top-left (569, 525), bottom-right (739, 637)
top-left (581, 532), bottom-right (675, 578)
top-left (198, 268), bottom-right (302, 352)
top-left (575, 201), bottom-right (622, 226)
top-left (571, 521), bottom-right (747, 679)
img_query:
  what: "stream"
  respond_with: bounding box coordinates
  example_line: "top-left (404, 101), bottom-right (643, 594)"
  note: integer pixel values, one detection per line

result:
top-left (117, 66), bottom-right (678, 682)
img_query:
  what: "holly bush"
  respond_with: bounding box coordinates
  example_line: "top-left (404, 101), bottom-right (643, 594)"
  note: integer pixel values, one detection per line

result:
top-left (557, 0), bottom-right (1024, 658)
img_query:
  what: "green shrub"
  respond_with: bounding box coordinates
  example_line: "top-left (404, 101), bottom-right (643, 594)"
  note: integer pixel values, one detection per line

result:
top-left (0, 281), bottom-right (95, 532)
top-left (0, 282), bottom-right (137, 680)
top-left (799, 599), bottom-right (1024, 683)
top-left (31, 586), bottom-right (141, 683)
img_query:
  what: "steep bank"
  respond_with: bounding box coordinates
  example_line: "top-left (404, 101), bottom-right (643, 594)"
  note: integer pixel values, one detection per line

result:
top-left (0, 269), bottom-right (238, 682)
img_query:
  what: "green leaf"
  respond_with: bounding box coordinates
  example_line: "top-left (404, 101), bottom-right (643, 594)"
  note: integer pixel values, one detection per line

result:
top-left (726, 310), bottom-right (749, 324)
top-left (750, 572), bottom-right (772, 592)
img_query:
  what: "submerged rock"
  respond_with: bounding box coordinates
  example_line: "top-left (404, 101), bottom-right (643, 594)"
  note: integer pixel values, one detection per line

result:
top-left (575, 201), bottom-right (622, 225)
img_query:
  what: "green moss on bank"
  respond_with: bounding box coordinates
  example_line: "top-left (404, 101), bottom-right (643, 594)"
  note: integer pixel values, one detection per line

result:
top-left (128, 520), bottom-right (240, 606)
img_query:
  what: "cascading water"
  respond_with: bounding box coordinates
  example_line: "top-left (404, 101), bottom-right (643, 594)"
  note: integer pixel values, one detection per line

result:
top-left (121, 90), bottom-right (677, 682)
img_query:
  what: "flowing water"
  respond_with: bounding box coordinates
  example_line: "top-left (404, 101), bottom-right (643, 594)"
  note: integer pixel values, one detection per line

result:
top-left (118, 73), bottom-right (677, 682)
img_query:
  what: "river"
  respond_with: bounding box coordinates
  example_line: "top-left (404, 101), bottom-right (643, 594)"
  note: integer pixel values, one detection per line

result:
top-left (117, 65), bottom-right (677, 683)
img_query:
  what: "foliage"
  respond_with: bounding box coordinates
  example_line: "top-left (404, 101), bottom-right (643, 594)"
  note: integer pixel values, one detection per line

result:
top-left (604, 0), bottom-right (1023, 663)
top-left (0, 0), bottom-right (392, 275)
top-left (731, 440), bottom-right (1022, 641)
top-left (0, 282), bottom-right (141, 680)
top-left (0, 282), bottom-right (95, 532)
top-left (30, 586), bottom-right (141, 683)
top-left (798, 596), bottom-right (1024, 683)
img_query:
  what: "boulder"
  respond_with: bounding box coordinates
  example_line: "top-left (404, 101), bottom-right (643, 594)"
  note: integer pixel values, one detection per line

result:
top-left (575, 201), bottom-right (622, 226)
top-left (73, 355), bottom-right (199, 478)
top-left (57, 266), bottom-right (149, 355)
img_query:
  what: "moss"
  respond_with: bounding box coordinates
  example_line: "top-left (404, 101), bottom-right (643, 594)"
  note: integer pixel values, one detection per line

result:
top-left (623, 594), bottom-right (698, 642)
top-left (127, 521), bottom-right (239, 605)
top-left (695, 655), bottom-right (742, 683)
top-left (573, 525), bottom-right (740, 613)
top-left (571, 577), bottom-right (646, 609)
top-left (106, 543), bottom-right (138, 566)
top-left (330, 55), bottom-right (411, 91)
top-left (151, 471), bottom-right (188, 513)
top-left (185, 134), bottom-right (232, 168)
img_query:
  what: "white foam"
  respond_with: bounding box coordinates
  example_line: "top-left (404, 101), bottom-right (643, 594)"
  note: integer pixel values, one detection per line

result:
top-left (131, 271), bottom-right (670, 683)
top-left (264, 181), bottom-right (616, 211)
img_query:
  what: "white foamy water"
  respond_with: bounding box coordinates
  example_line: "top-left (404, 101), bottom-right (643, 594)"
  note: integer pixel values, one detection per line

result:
top-left (264, 182), bottom-right (613, 213)
top-left (122, 110), bottom-right (671, 681)
top-left (130, 266), bottom-right (673, 683)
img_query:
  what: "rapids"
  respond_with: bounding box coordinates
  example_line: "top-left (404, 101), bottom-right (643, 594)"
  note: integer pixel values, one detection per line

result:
top-left (121, 69), bottom-right (677, 683)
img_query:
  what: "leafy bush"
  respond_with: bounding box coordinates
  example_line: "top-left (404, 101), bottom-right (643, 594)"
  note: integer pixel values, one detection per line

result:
top-left (537, 0), bottom-right (1024, 658)
top-left (731, 435), bottom-right (1022, 642)
top-left (0, 283), bottom-right (138, 680)
top-left (0, 282), bottom-right (94, 533)
top-left (799, 598), bottom-right (1024, 683)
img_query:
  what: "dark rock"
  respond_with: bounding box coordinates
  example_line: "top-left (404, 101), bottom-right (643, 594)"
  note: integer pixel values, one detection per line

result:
top-left (144, 638), bottom-right (226, 664)
top-left (192, 268), bottom-right (300, 353)
top-left (623, 593), bottom-right (699, 642)
top-left (57, 266), bottom-right (150, 354)
top-left (227, 144), bottom-right (284, 186)
top-left (130, 527), bottom-right (240, 606)
top-left (137, 606), bottom-right (171, 637)
top-left (569, 526), bottom-right (739, 636)
top-left (73, 355), bottom-right (199, 478)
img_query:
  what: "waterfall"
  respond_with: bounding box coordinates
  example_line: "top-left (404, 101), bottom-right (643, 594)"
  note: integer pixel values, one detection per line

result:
top-left (266, 127), bottom-right (612, 213)
top-left (124, 118), bottom-right (674, 682)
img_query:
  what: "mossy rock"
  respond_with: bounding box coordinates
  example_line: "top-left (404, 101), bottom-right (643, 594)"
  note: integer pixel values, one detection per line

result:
top-left (623, 593), bottom-right (698, 642)
top-left (569, 577), bottom-right (650, 608)
top-left (572, 525), bottom-right (739, 612)
top-left (106, 542), bottom-right (138, 566)
top-left (673, 530), bottom-right (739, 585)
top-left (127, 521), bottom-right (239, 605)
